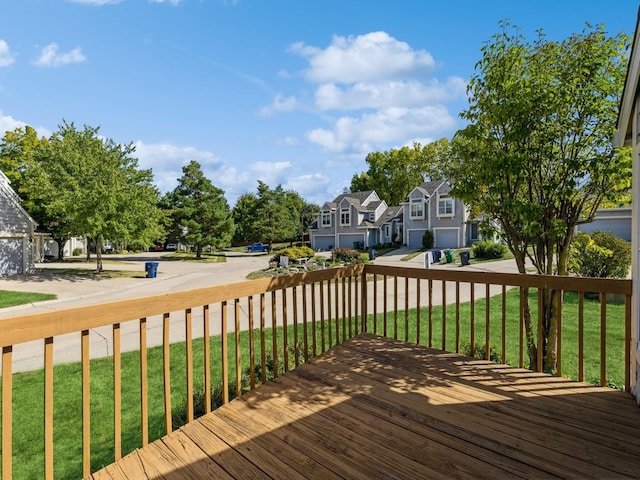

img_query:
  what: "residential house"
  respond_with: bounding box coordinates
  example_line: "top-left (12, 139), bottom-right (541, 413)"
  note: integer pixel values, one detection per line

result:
top-left (309, 181), bottom-right (478, 251)
top-left (403, 180), bottom-right (473, 249)
top-left (309, 191), bottom-right (402, 250)
top-left (576, 207), bottom-right (632, 242)
top-left (613, 6), bottom-right (640, 402)
top-left (0, 170), bottom-right (37, 275)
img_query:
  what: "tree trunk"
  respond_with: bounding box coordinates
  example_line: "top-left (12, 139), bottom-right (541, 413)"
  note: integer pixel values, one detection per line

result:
top-left (96, 237), bottom-right (103, 273)
top-left (55, 238), bottom-right (65, 261)
top-left (195, 244), bottom-right (202, 260)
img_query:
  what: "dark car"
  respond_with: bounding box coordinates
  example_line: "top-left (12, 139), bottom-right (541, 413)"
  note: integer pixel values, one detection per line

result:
top-left (246, 242), bottom-right (271, 253)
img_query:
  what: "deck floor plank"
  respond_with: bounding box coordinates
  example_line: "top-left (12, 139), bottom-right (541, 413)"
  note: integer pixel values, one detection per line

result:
top-left (91, 333), bottom-right (640, 479)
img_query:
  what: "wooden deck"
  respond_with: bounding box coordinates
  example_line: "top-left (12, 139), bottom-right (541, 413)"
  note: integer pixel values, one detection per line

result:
top-left (90, 333), bottom-right (640, 479)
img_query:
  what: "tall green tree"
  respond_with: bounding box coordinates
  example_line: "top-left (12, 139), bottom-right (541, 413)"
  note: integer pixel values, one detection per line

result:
top-left (447, 22), bottom-right (630, 372)
top-left (23, 121), bottom-right (166, 270)
top-left (166, 160), bottom-right (234, 259)
top-left (350, 141), bottom-right (445, 205)
top-left (232, 181), bottom-right (318, 245)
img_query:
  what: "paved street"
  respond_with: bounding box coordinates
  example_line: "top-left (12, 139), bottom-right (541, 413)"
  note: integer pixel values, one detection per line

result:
top-left (0, 249), bottom-right (521, 372)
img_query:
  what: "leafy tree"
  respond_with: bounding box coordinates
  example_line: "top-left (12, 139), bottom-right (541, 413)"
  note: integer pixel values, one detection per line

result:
top-left (350, 140), bottom-right (446, 205)
top-left (24, 121), bottom-right (166, 271)
top-left (232, 181), bottom-right (318, 245)
top-left (569, 231), bottom-right (631, 279)
top-left (166, 160), bottom-right (234, 259)
top-left (447, 22), bottom-right (630, 372)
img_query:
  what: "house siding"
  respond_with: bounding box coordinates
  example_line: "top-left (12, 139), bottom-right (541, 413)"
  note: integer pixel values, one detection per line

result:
top-left (577, 207), bottom-right (632, 242)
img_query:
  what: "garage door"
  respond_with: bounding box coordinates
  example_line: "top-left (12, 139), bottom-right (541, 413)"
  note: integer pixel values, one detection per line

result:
top-left (338, 234), bottom-right (365, 249)
top-left (0, 238), bottom-right (23, 275)
top-left (434, 229), bottom-right (459, 249)
top-left (408, 230), bottom-right (425, 248)
top-left (313, 235), bottom-right (335, 251)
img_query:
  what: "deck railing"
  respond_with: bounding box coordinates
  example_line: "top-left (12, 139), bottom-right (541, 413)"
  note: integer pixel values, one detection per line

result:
top-left (0, 264), bottom-right (632, 479)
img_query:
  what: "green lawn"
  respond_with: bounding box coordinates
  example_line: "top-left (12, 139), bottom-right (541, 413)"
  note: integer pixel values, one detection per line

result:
top-left (0, 290), bottom-right (57, 308)
top-left (1, 289), bottom-right (626, 478)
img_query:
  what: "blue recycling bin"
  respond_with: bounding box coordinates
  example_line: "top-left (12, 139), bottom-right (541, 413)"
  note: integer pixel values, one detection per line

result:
top-left (368, 249), bottom-right (376, 260)
top-left (430, 250), bottom-right (442, 262)
top-left (145, 261), bottom-right (158, 278)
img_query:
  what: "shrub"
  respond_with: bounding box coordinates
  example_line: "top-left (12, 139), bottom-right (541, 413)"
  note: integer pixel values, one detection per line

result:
top-left (422, 230), bottom-right (434, 249)
top-left (472, 240), bottom-right (507, 259)
top-left (72, 248), bottom-right (82, 256)
top-left (569, 230), bottom-right (631, 278)
top-left (331, 247), bottom-right (364, 265)
top-left (271, 245), bottom-right (315, 264)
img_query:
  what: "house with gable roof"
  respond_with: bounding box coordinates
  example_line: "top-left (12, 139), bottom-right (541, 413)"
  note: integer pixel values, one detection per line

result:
top-left (308, 190), bottom-right (403, 250)
top-left (0, 170), bottom-right (38, 275)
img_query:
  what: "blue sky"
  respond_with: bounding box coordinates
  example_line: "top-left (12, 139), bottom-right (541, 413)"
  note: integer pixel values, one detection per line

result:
top-left (0, 0), bottom-right (635, 206)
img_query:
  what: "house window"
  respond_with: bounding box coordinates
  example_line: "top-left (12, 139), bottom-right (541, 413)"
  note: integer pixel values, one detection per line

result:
top-left (321, 211), bottom-right (331, 227)
top-left (384, 225), bottom-right (390, 237)
top-left (438, 194), bottom-right (454, 217)
top-left (470, 222), bottom-right (479, 240)
top-left (410, 198), bottom-right (424, 219)
top-left (340, 208), bottom-right (350, 226)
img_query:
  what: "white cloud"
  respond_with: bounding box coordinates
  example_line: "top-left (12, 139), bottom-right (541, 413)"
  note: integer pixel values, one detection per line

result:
top-left (33, 43), bottom-right (87, 68)
top-left (0, 113), bottom-right (52, 139)
top-left (315, 77), bottom-right (466, 111)
top-left (259, 94), bottom-right (298, 116)
top-left (0, 40), bottom-right (15, 68)
top-left (284, 173), bottom-right (332, 203)
top-left (290, 32), bottom-right (435, 84)
top-left (306, 106), bottom-right (456, 154)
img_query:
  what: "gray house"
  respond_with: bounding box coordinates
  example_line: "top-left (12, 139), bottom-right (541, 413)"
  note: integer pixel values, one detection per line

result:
top-left (0, 170), bottom-right (37, 275)
top-left (576, 207), bottom-right (632, 242)
top-left (309, 191), bottom-right (403, 250)
top-left (403, 181), bottom-right (471, 249)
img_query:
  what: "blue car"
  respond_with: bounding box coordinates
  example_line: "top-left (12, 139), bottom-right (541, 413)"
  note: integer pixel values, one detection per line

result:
top-left (246, 242), bottom-right (271, 253)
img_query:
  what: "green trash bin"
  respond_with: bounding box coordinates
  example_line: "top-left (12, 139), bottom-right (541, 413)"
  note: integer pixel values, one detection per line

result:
top-left (444, 250), bottom-right (454, 263)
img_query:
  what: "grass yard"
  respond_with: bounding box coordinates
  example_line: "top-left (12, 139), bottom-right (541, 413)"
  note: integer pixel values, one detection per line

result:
top-left (0, 290), bottom-right (57, 308)
top-left (0, 289), bottom-right (626, 478)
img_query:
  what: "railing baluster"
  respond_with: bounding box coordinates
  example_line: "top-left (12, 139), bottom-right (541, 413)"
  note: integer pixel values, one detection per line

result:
top-left (139, 318), bottom-right (148, 446)
top-left (486, 284), bottom-right (491, 361)
top-left (271, 292), bottom-right (278, 378)
top-left (203, 305), bottom-right (212, 411)
top-left (260, 294), bottom-right (266, 384)
top-left (556, 290), bottom-right (563, 378)
top-left (334, 279), bottom-right (340, 344)
top-left (163, 312), bottom-right (172, 433)
top-left (600, 293), bottom-right (607, 387)
top-left (342, 277), bottom-right (347, 343)
top-left (311, 282), bottom-right (317, 356)
top-left (455, 282), bottom-right (460, 353)
top-left (2, 346), bottom-right (13, 480)
top-left (442, 280), bottom-right (447, 351)
top-left (320, 280), bottom-right (326, 353)
top-left (393, 276), bottom-right (398, 340)
top-left (186, 308), bottom-right (194, 423)
top-left (327, 280), bottom-right (333, 348)
top-left (428, 279), bottom-right (433, 348)
top-left (416, 278), bottom-right (421, 345)
top-left (221, 302), bottom-right (229, 403)
top-left (234, 299), bottom-right (241, 398)
top-left (383, 275), bottom-right (388, 337)
top-left (502, 285), bottom-right (507, 363)
top-left (44, 338), bottom-right (54, 480)
top-left (293, 286), bottom-right (299, 367)
top-left (82, 329), bottom-right (90, 478)
top-left (578, 291), bottom-right (585, 382)
top-left (519, 287), bottom-right (524, 368)
top-left (373, 273), bottom-right (377, 335)
top-left (347, 277), bottom-right (352, 339)
top-left (302, 285), bottom-right (308, 363)
top-left (248, 298), bottom-right (255, 391)
top-left (282, 290), bottom-right (289, 372)
top-left (404, 276), bottom-right (409, 342)
top-left (537, 289), bottom-right (543, 372)
top-left (470, 284), bottom-right (476, 357)
top-left (625, 294), bottom-right (632, 392)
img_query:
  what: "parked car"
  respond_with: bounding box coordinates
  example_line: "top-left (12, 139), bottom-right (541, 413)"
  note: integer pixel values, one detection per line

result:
top-left (246, 242), bottom-right (271, 253)
top-left (165, 243), bottom-right (177, 251)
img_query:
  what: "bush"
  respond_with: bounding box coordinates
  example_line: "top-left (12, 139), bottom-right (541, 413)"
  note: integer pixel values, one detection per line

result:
top-left (422, 230), bottom-right (434, 249)
top-left (472, 240), bottom-right (507, 259)
top-left (569, 231), bottom-right (631, 278)
top-left (271, 245), bottom-right (315, 264)
top-left (331, 247), bottom-right (364, 265)
top-left (72, 248), bottom-right (82, 256)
